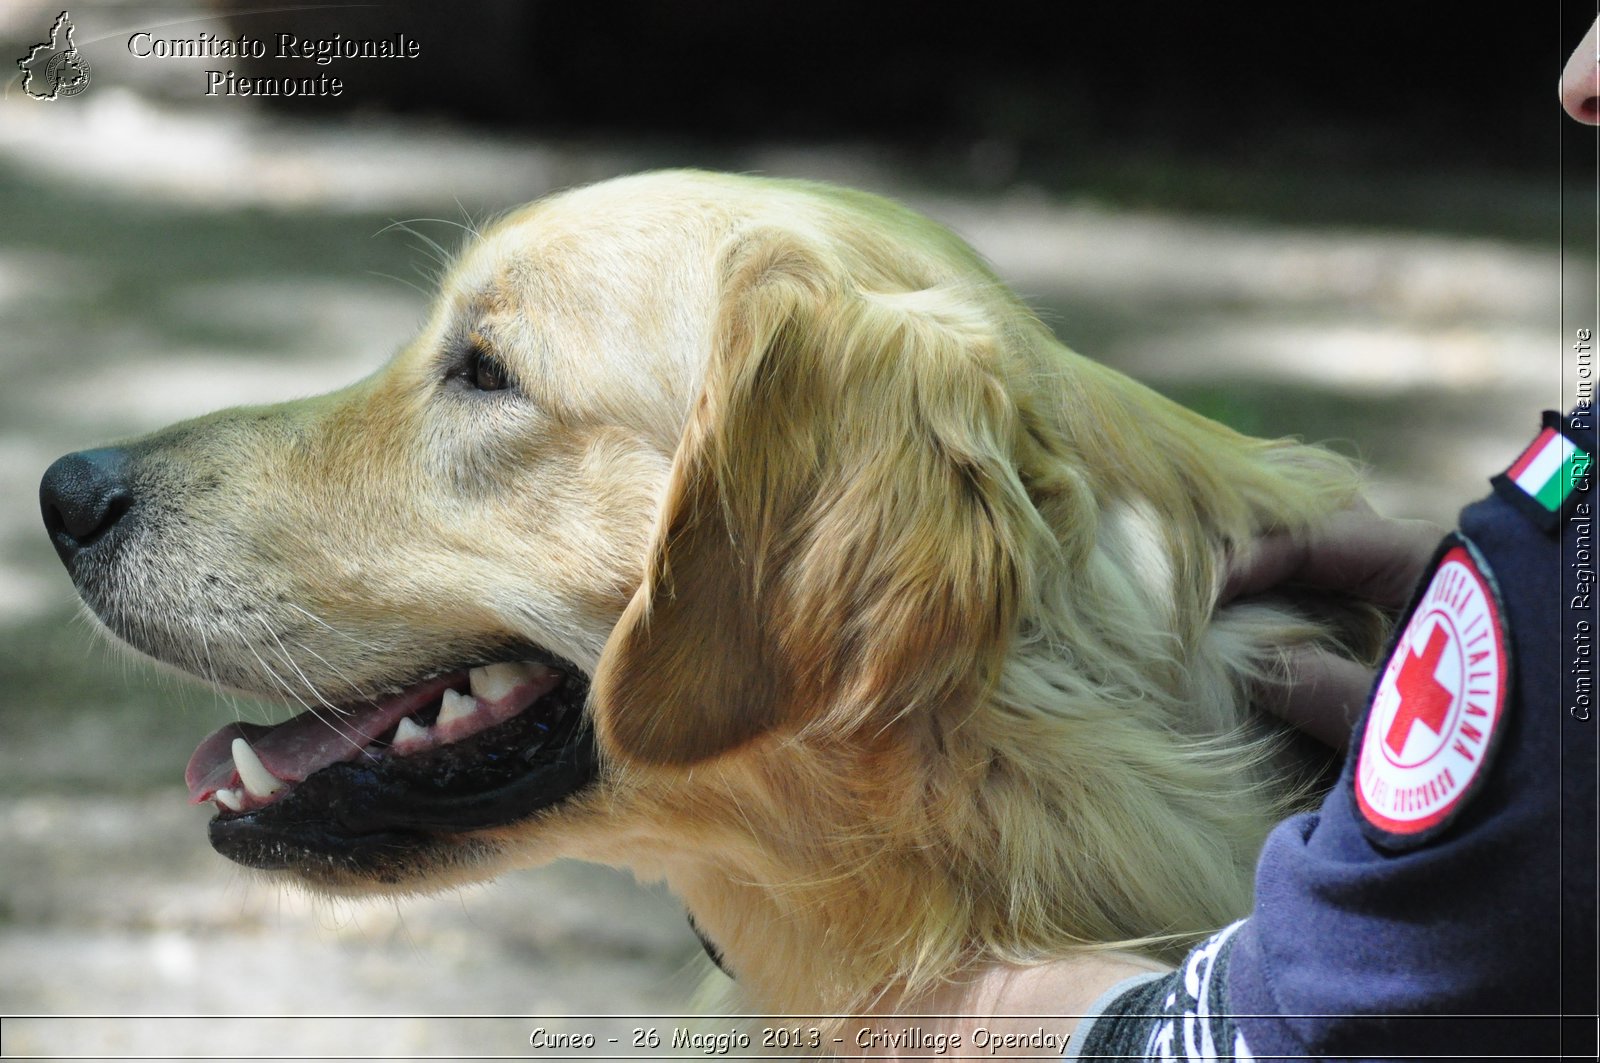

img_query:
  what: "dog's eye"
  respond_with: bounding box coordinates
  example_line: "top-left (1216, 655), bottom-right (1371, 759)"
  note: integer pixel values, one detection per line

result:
top-left (466, 344), bottom-right (510, 392)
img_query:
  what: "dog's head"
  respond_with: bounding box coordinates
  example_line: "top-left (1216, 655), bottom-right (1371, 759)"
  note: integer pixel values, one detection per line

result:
top-left (41, 171), bottom-right (1371, 996)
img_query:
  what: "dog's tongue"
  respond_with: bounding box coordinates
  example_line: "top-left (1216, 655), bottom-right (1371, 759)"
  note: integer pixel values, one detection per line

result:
top-left (184, 675), bottom-right (461, 803)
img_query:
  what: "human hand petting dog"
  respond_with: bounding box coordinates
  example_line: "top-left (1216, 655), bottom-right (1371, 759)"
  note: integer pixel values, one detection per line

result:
top-left (1221, 504), bottom-right (1444, 749)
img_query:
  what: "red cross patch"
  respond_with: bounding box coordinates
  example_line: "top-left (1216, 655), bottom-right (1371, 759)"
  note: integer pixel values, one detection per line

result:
top-left (1354, 538), bottom-right (1509, 847)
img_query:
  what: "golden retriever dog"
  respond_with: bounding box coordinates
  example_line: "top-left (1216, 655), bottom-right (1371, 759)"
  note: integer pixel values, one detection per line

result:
top-left (40, 170), bottom-right (1380, 1021)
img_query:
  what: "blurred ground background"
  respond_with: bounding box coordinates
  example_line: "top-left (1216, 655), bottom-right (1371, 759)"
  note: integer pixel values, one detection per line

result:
top-left (0, 1), bottom-right (1595, 1059)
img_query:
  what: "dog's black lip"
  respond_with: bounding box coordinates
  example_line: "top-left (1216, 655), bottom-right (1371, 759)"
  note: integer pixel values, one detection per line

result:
top-left (206, 654), bottom-right (598, 874)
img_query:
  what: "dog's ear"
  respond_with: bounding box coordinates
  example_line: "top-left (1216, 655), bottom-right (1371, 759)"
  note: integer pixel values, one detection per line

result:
top-left (591, 230), bottom-right (1045, 766)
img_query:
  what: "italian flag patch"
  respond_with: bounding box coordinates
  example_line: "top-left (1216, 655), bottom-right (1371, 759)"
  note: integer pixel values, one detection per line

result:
top-left (1491, 412), bottom-right (1593, 532)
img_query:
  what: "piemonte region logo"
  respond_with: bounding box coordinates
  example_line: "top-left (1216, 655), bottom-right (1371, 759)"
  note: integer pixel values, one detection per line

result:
top-left (18, 11), bottom-right (92, 101)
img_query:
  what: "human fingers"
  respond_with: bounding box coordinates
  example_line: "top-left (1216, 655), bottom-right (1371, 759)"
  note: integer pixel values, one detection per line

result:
top-left (1223, 506), bottom-right (1443, 611)
top-left (1255, 646), bottom-right (1377, 750)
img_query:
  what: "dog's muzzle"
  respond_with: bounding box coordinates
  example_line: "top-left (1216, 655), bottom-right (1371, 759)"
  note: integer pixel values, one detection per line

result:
top-left (39, 445), bottom-right (602, 881)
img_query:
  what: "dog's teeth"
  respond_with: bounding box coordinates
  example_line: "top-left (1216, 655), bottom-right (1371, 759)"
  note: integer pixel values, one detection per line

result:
top-left (215, 788), bottom-right (244, 812)
top-left (231, 738), bottom-right (286, 798)
top-left (393, 717), bottom-right (429, 746)
top-left (437, 688), bottom-right (480, 726)
top-left (468, 662), bottom-right (536, 703)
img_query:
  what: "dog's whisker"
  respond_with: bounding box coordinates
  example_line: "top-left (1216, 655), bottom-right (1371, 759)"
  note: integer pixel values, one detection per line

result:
top-left (192, 621), bottom-right (248, 725)
top-left (397, 213), bottom-right (481, 241)
top-left (274, 606), bottom-right (387, 703)
top-left (367, 269), bottom-right (434, 300)
top-left (451, 197), bottom-right (484, 241)
top-left (376, 219), bottom-right (458, 273)
top-left (241, 641), bottom-right (315, 717)
top-left (283, 635), bottom-right (377, 707)
top-left (280, 601), bottom-right (384, 655)
top-left (241, 641), bottom-right (370, 758)
top-left (260, 626), bottom-right (354, 720)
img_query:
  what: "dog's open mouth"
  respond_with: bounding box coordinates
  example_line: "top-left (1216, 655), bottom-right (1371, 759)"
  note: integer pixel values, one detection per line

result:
top-left (185, 653), bottom-right (597, 875)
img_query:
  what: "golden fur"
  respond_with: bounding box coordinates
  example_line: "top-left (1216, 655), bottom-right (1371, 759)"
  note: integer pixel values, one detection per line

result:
top-left (72, 171), bottom-right (1380, 1019)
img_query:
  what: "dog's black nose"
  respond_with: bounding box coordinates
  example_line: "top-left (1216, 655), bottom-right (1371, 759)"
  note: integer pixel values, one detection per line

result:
top-left (40, 448), bottom-right (134, 564)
